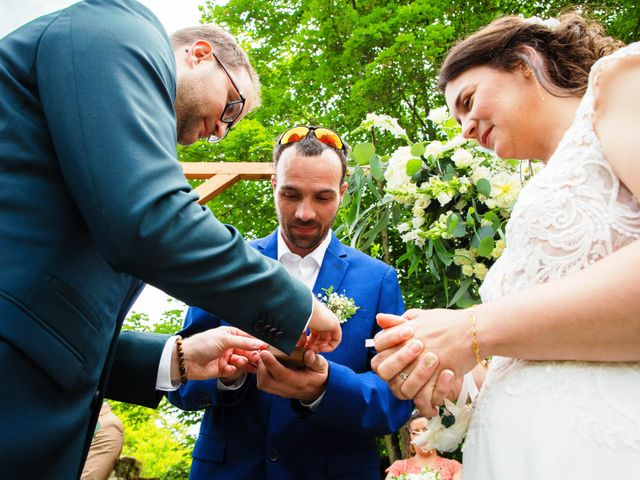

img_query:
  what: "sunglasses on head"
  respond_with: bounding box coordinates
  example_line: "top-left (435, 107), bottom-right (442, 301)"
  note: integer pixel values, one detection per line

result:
top-left (278, 126), bottom-right (346, 151)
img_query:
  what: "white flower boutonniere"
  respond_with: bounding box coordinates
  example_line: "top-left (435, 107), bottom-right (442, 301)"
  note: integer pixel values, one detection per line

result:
top-left (317, 286), bottom-right (359, 323)
top-left (412, 372), bottom-right (478, 452)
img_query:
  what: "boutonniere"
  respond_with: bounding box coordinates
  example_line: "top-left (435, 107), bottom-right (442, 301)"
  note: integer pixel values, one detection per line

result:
top-left (317, 286), bottom-right (359, 324)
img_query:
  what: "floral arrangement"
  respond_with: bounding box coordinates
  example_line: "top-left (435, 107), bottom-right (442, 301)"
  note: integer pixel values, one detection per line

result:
top-left (391, 467), bottom-right (441, 480)
top-left (349, 108), bottom-right (540, 306)
top-left (317, 286), bottom-right (359, 323)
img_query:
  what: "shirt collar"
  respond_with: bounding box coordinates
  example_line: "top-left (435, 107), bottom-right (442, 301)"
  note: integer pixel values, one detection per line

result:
top-left (277, 228), bottom-right (331, 267)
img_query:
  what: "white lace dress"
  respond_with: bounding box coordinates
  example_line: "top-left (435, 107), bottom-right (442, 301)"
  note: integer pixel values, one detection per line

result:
top-left (463, 42), bottom-right (640, 479)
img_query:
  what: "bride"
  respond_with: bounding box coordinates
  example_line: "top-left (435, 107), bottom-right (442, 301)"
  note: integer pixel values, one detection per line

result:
top-left (372, 12), bottom-right (640, 479)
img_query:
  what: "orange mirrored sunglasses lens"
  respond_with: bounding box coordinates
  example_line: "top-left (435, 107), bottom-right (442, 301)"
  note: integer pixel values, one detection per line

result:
top-left (314, 128), bottom-right (343, 149)
top-left (280, 127), bottom-right (310, 145)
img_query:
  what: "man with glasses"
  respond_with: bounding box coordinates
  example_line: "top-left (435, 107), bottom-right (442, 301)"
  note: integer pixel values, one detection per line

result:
top-left (0, 2), bottom-right (340, 478)
top-left (170, 127), bottom-right (413, 480)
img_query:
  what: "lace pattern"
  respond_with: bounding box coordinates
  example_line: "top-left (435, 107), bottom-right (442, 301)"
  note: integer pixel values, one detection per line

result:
top-left (468, 42), bottom-right (640, 451)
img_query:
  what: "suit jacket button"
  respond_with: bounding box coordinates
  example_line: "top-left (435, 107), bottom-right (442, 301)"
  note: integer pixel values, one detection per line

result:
top-left (274, 331), bottom-right (283, 342)
top-left (268, 327), bottom-right (278, 339)
top-left (268, 448), bottom-right (279, 462)
top-left (253, 320), bottom-right (265, 332)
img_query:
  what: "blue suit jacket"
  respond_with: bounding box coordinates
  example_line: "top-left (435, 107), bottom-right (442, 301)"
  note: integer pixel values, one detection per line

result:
top-left (0, 2), bottom-right (311, 477)
top-left (169, 231), bottom-right (413, 479)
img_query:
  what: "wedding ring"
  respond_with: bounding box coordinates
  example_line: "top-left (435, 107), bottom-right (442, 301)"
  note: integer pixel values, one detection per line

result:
top-left (398, 371), bottom-right (409, 381)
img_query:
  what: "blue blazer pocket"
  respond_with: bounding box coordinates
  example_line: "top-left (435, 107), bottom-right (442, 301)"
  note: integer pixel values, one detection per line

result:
top-left (192, 435), bottom-right (227, 463)
top-left (0, 276), bottom-right (104, 391)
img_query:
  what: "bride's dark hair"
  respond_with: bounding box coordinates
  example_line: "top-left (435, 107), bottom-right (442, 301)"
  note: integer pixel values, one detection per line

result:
top-left (438, 12), bottom-right (624, 97)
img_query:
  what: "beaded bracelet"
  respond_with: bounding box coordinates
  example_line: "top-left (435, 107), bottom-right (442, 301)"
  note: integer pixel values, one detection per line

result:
top-left (175, 336), bottom-right (188, 384)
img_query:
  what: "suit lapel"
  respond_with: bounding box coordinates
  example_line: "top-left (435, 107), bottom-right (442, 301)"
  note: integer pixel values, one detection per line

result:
top-left (254, 230), bottom-right (278, 260)
top-left (313, 233), bottom-right (348, 297)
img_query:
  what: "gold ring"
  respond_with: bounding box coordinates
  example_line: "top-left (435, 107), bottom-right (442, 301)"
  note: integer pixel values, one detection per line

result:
top-left (398, 371), bottom-right (409, 381)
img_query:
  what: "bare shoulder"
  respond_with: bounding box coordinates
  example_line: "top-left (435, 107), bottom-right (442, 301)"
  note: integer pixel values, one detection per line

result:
top-left (592, 51), bottom-right (640, 199)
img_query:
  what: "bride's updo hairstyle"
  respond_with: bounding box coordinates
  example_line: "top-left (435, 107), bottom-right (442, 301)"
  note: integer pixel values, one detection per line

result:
top-left (438, 13), bottom-right (624, 97)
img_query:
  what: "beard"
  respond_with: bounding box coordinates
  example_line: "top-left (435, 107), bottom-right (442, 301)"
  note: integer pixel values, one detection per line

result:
top-left (280, 216), bottom-right (334, 254)
top-left (174, 76), bottom-right (203, 145)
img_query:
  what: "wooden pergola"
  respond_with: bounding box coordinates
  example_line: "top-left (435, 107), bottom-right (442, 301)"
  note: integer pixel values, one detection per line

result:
top-left (180, 161), bottom-right (274, 204)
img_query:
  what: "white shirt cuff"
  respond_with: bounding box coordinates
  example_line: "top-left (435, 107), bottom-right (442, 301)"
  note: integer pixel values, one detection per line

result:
top-left (217, 373), bottom-right (248, 391)
top-left (303, 290), bottom-right (314, 333)
top-left (155, 335), bottom-right (181, 391)
top-left (300, 391), bottom-right (325, 411)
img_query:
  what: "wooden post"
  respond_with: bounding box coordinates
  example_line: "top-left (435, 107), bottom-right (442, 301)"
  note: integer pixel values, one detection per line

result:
top-left (180, 162), bottom-right (275, 205)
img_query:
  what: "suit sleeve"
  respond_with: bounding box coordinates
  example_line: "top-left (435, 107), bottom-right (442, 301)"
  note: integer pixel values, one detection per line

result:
top-left (35, 2), bottom-right (309, 353)
top-left (299, 267), bottom-right (413, 435)
top-left (106, 330), bottom-right (169, 408)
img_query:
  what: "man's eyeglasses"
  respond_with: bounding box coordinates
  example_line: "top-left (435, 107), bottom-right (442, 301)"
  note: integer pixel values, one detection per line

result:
top-left (208, 51), bottom-right (246, 143)
top-left (277, 126), bottom-right (346, 151)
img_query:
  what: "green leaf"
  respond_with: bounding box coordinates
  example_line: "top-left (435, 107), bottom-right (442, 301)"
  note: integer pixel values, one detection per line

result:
top-left (352, 142), bottom-right (376, 166)
top-left (411, 142), bottom-right (426, 157)
top-left (476, 178), bottom-right (491, 197)
top-left (447, 278), bottom-right (473, 307)
top-left (342, 190), bottom-right (351, 207)
top-left (370, 154), bottom-right (384, 182)
top-left (471, 225), bottom-right (494, 248)
top-left (477, 236), bottom-right (495, 257)
top-left (405, 158), bottom-right (423, 177)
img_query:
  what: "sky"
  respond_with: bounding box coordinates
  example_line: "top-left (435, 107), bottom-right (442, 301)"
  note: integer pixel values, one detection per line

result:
top-left (0, 0), bottom-right (220, 320)
top-left (0, 0), bottom-right (210, 39)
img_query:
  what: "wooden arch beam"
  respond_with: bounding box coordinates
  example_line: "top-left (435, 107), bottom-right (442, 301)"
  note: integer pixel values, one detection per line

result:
top-left (180, 162), bottom-right (275, 205)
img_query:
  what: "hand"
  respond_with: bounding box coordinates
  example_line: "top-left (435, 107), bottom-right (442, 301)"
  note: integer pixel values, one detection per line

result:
top-left (371, 308), bottom-right (476, 416)
top-left (305, 297), bottom-right (341, 353)
top-left (174, 326), bottom-right (268, 382)
top-left (256, 349), bottom-right (329, 402)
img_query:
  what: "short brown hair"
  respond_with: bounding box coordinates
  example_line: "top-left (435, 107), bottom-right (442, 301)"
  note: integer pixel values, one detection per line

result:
top-left (171, 25), bottom-right (261, 107)
top-left (272, 131), bottom-right (350, 184)
top-left (438, 13), bottom-right (624, 97)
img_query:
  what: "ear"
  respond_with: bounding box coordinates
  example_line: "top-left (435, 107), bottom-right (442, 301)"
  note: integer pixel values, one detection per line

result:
top-left (271, 174), bottom-right (277, 190)
top-left (339, 181), bottom-right (348, 199)
top-left (187, 40), bottom-right (214, 64)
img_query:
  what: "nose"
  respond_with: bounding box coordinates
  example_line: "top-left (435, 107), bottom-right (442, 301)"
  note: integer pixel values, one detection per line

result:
top-left (461, 117), bottom-right (478, 139)
top-left (211, 119), bottom-right (229, 141)
top-left (295, 199), bottom-right (316, 222)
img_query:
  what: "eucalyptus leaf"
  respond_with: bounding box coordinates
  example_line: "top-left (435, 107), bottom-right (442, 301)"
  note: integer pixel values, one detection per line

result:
top-left (411, 142), bottom-right (426, 157)
top-left (476, 178), bottom-right (492, 197)
top-left (477, 236), bottom-right (495, 257)
top-left (370, 154), bottom-right (384, 182)
top-left (352, 142), bottom-right (376, 166)
top-left (405, 158), bottom-right (423, 177)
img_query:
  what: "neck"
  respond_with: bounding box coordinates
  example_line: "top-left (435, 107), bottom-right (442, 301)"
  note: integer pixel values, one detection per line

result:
top-left (537, 95), bottom-right (582, 163)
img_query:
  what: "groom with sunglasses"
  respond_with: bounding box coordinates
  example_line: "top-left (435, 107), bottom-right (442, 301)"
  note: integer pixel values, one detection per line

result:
top-left (169, 127), bottom-right (413, 480)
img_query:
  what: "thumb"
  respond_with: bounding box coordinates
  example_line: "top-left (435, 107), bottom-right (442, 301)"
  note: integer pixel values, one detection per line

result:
top-left (304, 349), bottom-right (327, 373)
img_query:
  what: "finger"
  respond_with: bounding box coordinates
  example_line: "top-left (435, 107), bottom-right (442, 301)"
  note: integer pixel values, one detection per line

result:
top-left (402, 308), bottom-right (423, 320)
top-left (373, 339), bottom-right (424, 381)
top-left (374, 324), bottom-right (415, 352)
top-left (399, 352), bottom-right (439, 399)
top-left (295, 332), bottom-right (308, 348)
top-left (220, 334), bottom-right (268, 352)
top-left (303, 349), bottom-right (327, 373)
top-left (228, 354), bottom-right (249, 369)
top-left (432, 369), bottom-right (458, 406)
top-left (259, 350), bottom-right (288, 378)
top-left (376, 313), bottom-right (407, 330)
top-left (413, 373), bottom-right (441, 418)
top-left (220, 364), bottom-right (238, 379)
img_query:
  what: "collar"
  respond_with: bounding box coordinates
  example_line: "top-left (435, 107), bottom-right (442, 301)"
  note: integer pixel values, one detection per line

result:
top-left (277, 228), bottom-right (332, 267)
